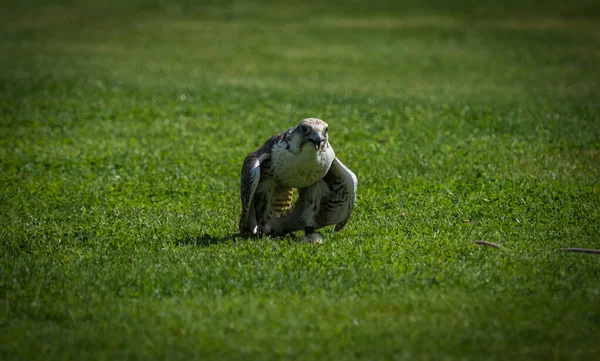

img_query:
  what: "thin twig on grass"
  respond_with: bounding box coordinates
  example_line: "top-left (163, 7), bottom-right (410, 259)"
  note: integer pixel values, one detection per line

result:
top-left (473, 240), bottom-right (501, 249)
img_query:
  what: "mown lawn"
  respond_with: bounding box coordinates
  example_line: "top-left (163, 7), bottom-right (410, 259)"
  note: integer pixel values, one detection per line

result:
top-left (1, 0), bottom-right (599, 360)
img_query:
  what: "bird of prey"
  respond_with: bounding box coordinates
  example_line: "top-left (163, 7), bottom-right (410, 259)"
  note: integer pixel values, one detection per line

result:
top-left (239, 118), bottom-right (357, 243)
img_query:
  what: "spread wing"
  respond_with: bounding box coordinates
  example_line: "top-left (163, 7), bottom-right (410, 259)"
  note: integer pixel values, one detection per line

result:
top-left (239, 150), bottom-right (270, 235)
top-left (239, 132), bottom-right (291, 236)
top-left (317, 157), bottom-right (358, 231)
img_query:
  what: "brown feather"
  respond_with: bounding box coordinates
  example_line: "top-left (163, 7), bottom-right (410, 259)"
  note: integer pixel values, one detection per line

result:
top-left (272, 188), bottom-right (294, 216)
top-left (239, 131), bottom-right (287, 235)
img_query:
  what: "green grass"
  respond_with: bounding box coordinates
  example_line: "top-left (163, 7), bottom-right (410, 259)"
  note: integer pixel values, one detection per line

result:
top-left (1, 0), bottom-right (600, 360)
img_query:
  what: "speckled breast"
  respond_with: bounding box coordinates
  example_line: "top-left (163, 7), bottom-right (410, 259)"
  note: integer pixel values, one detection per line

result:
top-left (272, 147), bottom-right (335, 189)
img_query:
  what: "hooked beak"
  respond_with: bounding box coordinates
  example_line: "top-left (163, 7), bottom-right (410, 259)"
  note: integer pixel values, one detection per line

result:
top-left (309, 134), bottom-right (323, 150)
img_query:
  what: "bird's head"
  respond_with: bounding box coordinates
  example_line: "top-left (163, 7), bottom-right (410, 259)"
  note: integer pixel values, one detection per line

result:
top-left (293, 118), bottom-right (329, 151)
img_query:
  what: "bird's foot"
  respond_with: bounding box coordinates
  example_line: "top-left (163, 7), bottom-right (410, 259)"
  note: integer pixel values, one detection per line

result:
top-left (299, 232), bottom-right (325, 245)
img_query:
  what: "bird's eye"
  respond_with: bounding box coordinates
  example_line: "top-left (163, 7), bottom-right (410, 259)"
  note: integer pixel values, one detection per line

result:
top-left (301, 126), bottom-right (309, 134)
top-left (324, 127), bottom-right (328, 133)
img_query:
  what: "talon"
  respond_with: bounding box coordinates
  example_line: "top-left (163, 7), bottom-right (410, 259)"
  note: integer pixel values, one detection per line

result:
top-left (299, 232), bottom-right (325, 245)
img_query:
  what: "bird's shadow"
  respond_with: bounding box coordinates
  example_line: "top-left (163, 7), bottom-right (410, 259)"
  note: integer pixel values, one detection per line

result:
top-left (175, 232), bottom-right (299, 247)
top-left (175, 233), bottom-right (242, 247)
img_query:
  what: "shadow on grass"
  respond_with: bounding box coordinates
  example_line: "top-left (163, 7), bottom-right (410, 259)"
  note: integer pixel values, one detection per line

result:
top-left (176, 232), bottom-right (300, 247)
top-left (176, 233), bottom-right (242, 247)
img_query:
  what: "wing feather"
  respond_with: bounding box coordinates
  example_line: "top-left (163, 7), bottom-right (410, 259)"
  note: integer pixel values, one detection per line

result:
top-left (317, 157), bottom-right (357, 231)
top-left (239, 151), bottom-right (270, 235)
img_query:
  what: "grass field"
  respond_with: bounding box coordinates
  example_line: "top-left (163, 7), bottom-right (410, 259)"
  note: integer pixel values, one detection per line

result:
top-left (1, 0), bottom-right (600, 360)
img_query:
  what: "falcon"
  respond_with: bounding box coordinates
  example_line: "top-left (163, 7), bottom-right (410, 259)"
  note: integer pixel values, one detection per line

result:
top-left (239, 118), bottom-right (357, 243)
